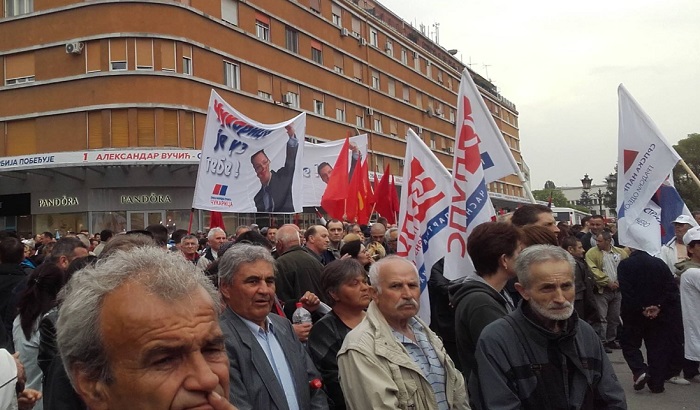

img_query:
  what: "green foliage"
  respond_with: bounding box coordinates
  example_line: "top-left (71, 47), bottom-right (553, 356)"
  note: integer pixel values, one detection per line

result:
top-left (532, 189), bottom-right (570, 207)
top-left (673, 133), bottom-right (700, 211)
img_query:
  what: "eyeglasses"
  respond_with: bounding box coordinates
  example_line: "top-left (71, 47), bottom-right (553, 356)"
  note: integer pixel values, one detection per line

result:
top-left (253, 159), bottom-right (270, 173)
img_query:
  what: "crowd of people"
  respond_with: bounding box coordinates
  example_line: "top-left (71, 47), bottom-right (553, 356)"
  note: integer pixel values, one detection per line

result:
top-left (1, 205), bottom-right (699, 409)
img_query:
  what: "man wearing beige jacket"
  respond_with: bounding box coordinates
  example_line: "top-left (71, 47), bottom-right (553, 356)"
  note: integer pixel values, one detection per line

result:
top-left (337, 256), bottom-right (469, 410)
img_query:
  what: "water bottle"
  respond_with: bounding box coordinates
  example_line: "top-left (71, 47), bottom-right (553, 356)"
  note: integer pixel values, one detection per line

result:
top-left (292, 302), bottom-right (312, 325)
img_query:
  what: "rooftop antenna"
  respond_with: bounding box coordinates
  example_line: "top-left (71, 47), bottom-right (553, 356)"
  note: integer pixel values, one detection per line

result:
top-left (433, 22), bottom-right (440, 44)
top-left (483, 64), bottom-right (491, 80)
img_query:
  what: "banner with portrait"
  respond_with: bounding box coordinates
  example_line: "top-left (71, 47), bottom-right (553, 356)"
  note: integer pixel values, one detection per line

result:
top-left (192, 90), bottom-right (306, 213)
top-left (302, 134), bottom-right (368, 207)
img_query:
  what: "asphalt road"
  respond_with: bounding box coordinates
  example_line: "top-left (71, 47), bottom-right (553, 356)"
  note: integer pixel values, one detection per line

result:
top-left (610, 349), bottom-right (700, 409)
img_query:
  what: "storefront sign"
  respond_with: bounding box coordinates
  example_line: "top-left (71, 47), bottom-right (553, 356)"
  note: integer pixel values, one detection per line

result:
top-left (120, 193), bottom-right (173, 204)
top-left (38, 195), bottom-right (80, 208)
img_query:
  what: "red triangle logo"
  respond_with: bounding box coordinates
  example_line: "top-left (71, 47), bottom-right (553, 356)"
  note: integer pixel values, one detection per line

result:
top-left (623, 150), bottom-right (639, 173)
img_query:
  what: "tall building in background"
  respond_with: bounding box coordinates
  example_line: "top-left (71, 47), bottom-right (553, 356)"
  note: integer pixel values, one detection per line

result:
top-left (0, 0), bottom-right (528, 236)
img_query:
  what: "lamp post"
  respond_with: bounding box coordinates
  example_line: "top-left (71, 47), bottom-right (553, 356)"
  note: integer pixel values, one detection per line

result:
top-left (605, 173), bottom-right (617, 217)
top-left (580, 173), bottom-right (593, 213)
top-left (582, 173), bottom-right (612, 218)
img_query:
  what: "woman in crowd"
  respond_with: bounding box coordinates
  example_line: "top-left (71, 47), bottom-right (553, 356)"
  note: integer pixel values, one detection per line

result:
top-left (339, 240), bottom-right (373, 270)
top-left (308, 259), bottom-right (371, 409)
top-left (12, 263), bottom-right (66, 410)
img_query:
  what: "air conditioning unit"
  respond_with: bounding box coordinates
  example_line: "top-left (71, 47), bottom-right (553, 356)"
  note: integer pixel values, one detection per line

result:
top-left (365, 107), bottom-right (374, 116)
top-left (340, 28), bottom-right (349, 37)
top-left (65, 41), bottom-right (84, 55)
top-left (360, 38), bottom-right (367, 46)
top-left (282, 94), bottom-right (291, 105)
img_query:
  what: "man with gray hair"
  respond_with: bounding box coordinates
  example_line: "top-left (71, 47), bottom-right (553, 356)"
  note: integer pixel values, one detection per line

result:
top-left (197, 227), bottom-right (228, 270)
top-left (217, 244), bottom-right (327, 410)
top-left (338, 255), bottom-right (468, 409)
top-left (474, 245), bottom-right (626, 410)
top-left (57, 246), bottom-right (236, 410)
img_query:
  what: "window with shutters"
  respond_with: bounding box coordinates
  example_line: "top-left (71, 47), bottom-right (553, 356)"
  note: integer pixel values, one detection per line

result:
top-left (373, 117), bottom-right (382, 133)
top-left (285, 27), bottom-right (298, 53)
top-left (331, 3), bottom-right (341, 26)
top-left (390, 120), bottom-right (397, 137)
top-left (109, 39), bottom-right (127, 71)
top-left (353, 60), bottom-right (362, 82)
top-left (6, 119), bottom-right (36, 155)
top-left (309, 0), bottom-right (320, 14)
top-left (137, 109), bottom-right (155, 146)
top-left (135, 39), bottom-right (153, 70)
top-left (402, 85), bottom-right (409, 102)
top-left (182, 46), bottom-right (192, 75)
top-left (4, 0), bottom-right (32, 17)
top-left (371, 70), bottom-right (379, 89)
top-left (161, 41), bottom-right (176, 72)
top-left (333, 51), bottom-right (343, 73)
top-left (311, 41), bottom-right (323, 64)
top-left (387, 79), bottom-right (395, 97)
top-left (256, 14), bottom-right (270, 41)
top-left (313, 99), bottom-right (324, 116)
top-left (351, 16), bottom-right (360, 37)
top-left (257, 72), bottom-right (272, 101)
top-left (110, 110), bottom-right (129, 147)
top-left (369, 28), bottom-right (378, 47)
top-left (86, 42), bottom-right (101, 73)
top-left (221, 0), bottom-right (238, 25)
top-left (87, 111), bottom-right (103, 149)
top-left (180, 111), bottom-right (195, 148)
top-left (4, 53), bottom-right (35, 85)
top-left (163, 110), bottom-right (179, 147)
top-left (335, 101), bottom-right (346, 122)
top-left (401, 48), bottom-right (407, 65)
top-left (224, 61), bottom-right (240, 89)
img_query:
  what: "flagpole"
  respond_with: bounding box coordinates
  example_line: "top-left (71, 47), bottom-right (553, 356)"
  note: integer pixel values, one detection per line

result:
top-left (679, 159), bottom-right (700, 190)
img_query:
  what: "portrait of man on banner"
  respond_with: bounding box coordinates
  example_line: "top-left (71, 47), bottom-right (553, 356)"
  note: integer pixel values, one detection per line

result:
top-left (192, 90), bottom-right (306, 213)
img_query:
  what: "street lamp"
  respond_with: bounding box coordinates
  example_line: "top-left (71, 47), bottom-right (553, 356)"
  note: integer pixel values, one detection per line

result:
top-left (581, 173), bottom-right (604, 216)
top-left (605, 173), bottom-right (617, 217)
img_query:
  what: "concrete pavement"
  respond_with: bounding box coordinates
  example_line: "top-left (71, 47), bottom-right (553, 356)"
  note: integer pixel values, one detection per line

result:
top-left (609, 349), bottom-right (700, 409)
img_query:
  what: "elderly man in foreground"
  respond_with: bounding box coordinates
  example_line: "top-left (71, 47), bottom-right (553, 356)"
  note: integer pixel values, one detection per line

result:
top-left (475, 245), bottom-right (626, 409)
top-left (338, 255), bottom-right (468, 409)
top-left (57, 246), bottom-right (236, 410)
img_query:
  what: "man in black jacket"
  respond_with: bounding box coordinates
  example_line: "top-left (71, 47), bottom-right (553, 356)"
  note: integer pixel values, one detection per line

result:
top-left (561, 236), bottom-right (600, 326)
top-left (449, 222), bottom-right (522, 407)
top-left (0, 236), bottom-right (27, 351)
top-left (618, 249), bottom-right (683, 393)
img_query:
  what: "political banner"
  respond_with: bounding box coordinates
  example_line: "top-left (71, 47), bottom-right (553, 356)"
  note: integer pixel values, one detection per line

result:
top-left (458, 69), bottom-right (520, 184)
top-left (397, 129), bottom-right (452, 324)
top-left (193, 90), bottom-right (306, 213)
top-left (444, 71), bottom-right (497, 280)
top-left (302, 134), bottom-right (367, 207)
top-left (617, 84), bottom-right (681, 254)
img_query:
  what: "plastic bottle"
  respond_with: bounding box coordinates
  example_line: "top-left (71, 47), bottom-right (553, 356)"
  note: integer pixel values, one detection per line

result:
top-left (292, 302), bottom-right (312, 325)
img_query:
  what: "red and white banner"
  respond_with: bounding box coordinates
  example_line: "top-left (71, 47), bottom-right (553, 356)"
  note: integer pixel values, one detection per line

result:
top-left (192, 90), bottom-right (306, 213)
top-left (397, 129), bottom-right (452, 323)
top-left (443, 70), bottom-right (496, 280)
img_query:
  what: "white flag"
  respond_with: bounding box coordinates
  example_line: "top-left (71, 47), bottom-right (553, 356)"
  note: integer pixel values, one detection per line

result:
top-left (193, 90), bottom-right (306, 213)
top-left (397, 130), bottom-right (452, 323)
top-left (444, 70), bottom-right (497, 280)
top-left (617, 84), bottom-right (681, 254)
top-left (458, 69), bottom-right (520, 184)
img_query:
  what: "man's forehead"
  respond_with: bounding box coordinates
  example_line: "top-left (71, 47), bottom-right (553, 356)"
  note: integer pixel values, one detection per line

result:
top-left (380, 260), bottom-right (418, 280)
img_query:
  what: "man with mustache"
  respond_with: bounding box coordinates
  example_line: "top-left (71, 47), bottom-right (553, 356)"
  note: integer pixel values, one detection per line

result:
top-left (218, 244), bottom-right (328, 410)
top-left (474, 245), bottom-right (626, 409)
top-left (337, 256), bottom-right (468, 409)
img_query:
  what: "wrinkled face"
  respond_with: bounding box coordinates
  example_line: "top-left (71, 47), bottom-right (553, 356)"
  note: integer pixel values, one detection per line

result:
top-left (534, 212), bottom-right (559, 234)
top-left (370, 225), bottom-right (386, 243)
top-left (518, 260), bottom-right (575, 321)
top-left (373, 260), bottom-right (421, 325)
top-left (266, 228), bottom-right (278, 243)
top-left (386, 230), bottom-right (398, 253)
top-left (588, 218), bottom-right (605, 235)
top-left (208, 232), bottom-right (227, 252)
top-left (319, 164), bottom-right (332, 184)
top-left (331, 273), bottom-right (371, 310)
top-left (251, 152), bottom-right (272, 185)
top-left (180, 239), bottom-right (199, 256)
top-left (83, 282), bottom-right (229, 410)
top-left (595, 235), bottom-right (612, 252)
top-left (675, 223), bottom-right (692, 242)
top-left (308, 226), bottom-right (330, 253)
top-left (221, 260), bottom-right (275, 327)
top-left (327, 222), bottom-right (344, 243)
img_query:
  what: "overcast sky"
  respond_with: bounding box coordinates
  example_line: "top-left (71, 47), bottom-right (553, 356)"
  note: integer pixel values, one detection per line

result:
top-left (379, 0), bottom-right (700, 190)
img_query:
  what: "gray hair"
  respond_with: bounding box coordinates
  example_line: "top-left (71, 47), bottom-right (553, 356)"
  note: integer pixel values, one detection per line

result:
top-left (515, 245), bottom-right (575, 288)
top-left (384, 227), bottom-right (398, 243)
top-left (368, 255), bottom-right (419, 294)
top-left (98, 233), bottom-right (155, 260)
top-left (321, 259), bottom-right (366, 307)
top-left (218, 243), bottom-right (276, 287)
top-left (57, 246), bottom-right (219, 387)
top-left (597, 230), bottom-right (612, 241)
top-left (207, 227), bottom-right (226, 240)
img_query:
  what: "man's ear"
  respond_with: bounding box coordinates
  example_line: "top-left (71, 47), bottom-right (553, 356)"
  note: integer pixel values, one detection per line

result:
top-left (514, 282), bottom-right (529, 301)
top-left (72, 367), bottom-right (110, 410)
top-left (219, 281), bottom-right (231, 301)
top-left (369, 286), bottom-right (379, 301)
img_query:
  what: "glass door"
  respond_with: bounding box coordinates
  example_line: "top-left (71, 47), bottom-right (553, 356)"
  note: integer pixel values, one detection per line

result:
top-left (127, 211), bottom-right (165, 231)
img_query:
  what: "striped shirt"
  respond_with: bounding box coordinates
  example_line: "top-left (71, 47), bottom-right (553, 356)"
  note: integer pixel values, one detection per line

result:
top-left (391, 318), bottom-right (448, 410)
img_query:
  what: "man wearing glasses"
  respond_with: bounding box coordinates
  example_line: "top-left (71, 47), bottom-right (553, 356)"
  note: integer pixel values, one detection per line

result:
top-left (251, 125), bottom-right (299, 212)
top-left (179, 234), bottom-right (201, 265)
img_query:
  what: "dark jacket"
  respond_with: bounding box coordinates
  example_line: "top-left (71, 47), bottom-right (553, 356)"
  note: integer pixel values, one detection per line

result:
top-left (0, 262), bottom-right (27, 351)
top-left (573, 257), bottom-right (601, 325)
top-left (475, 303), bottom-right (627, 410)
top-left (254, 138), bottom-right (299, 213)
top-left (428, 258), bottom-right (461, 371)
top-left (449, 277), bottom-right (511, 384)
top-left (275, 245), bottom-right (326, 316)
top-left (307, 311), bottom-right (351, 410)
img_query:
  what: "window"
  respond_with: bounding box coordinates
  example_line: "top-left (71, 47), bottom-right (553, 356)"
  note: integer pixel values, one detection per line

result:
top-left (356, 115), bottom-right (364, 128)
top-left (426, 61), bottom-right (432, 78)
top-left (311, 41), bottom-right (323, 64)
top-left (402, 85), bottom-right (410, 102)
top-left (285, 91), bottom-right (300, 108)
top-left (310, 0), bottom-right (320, 13)
top-left (373, 117), bottom-right (382, 133)
top-left (351, 17), bottom-right (361, 37)
top-left (437, 70), bottom-right (443, 84)
top-left (224, 61), bottom-right (239, 89)
top-left (313, 99), bottom-right (324, 116)
top-left (221, 0), bottom-right (238, 25)
top-left (135, 39), bottom-right (153, 70)
top-left (390, 120), bottom-right (398, 137)
top-left (414, 54), bottom-right (420, 70)
top-left (353, 60), bottom-right (362, 81)
top-left (258, 91), bottom-right (272, 100)
top-left (256, 14), bottom-right (270, 41)
top-left (369, 28), bottom-right (378, 46)
top-left (257, 72), bottom-right (272, 100)
top-left (385, 40), bottom-right (393, 57)
top-left (333, 51), bottom-right (343, 73)
top-left (430, 135), bottom-right (436, 150)
top-left (335, 108), bottom-right (345, 122)
top-left (86, 41), bottom-right (101, 73)
top-left (182, 45), bottom-right (192, 75)
top-left (285, 27), bottom-right (298, 53)
top-left (371, 70), bottom-right (379, 89)
top-left (401, 48), bottom-right (407, 64)
top-left (387, 79), bottom-right (395, 97)
top-left (449, 109), bottom-right (455, 123)
top-left (160, 41), bottom-right (176, 72)
top-left (5, 0), bottom-right (32, 17)
top-left (109, 39), bottom-right (127, 71)
top-left (331, 3), bottom-right (341, 26)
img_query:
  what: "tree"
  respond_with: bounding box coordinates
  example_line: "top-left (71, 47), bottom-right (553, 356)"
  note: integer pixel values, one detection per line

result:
top-left (533, 189), bottom-right (573, 208)
top-left (673, 133), bottom-right (700, 211)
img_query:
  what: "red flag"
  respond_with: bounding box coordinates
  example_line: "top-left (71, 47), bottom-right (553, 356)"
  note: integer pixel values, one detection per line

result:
top-left (388, 173), bottom-right (400, 224)
top-left (373, 164), bottom-right (393, 221)
top-left (209, 211), bottom-right (226, 231)
top-left (345, 157), bottom-right (363, 222)
top-left (357, 159), bottom-right (375, 225)
top-left (320, 137), bottom-right (351, 219)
